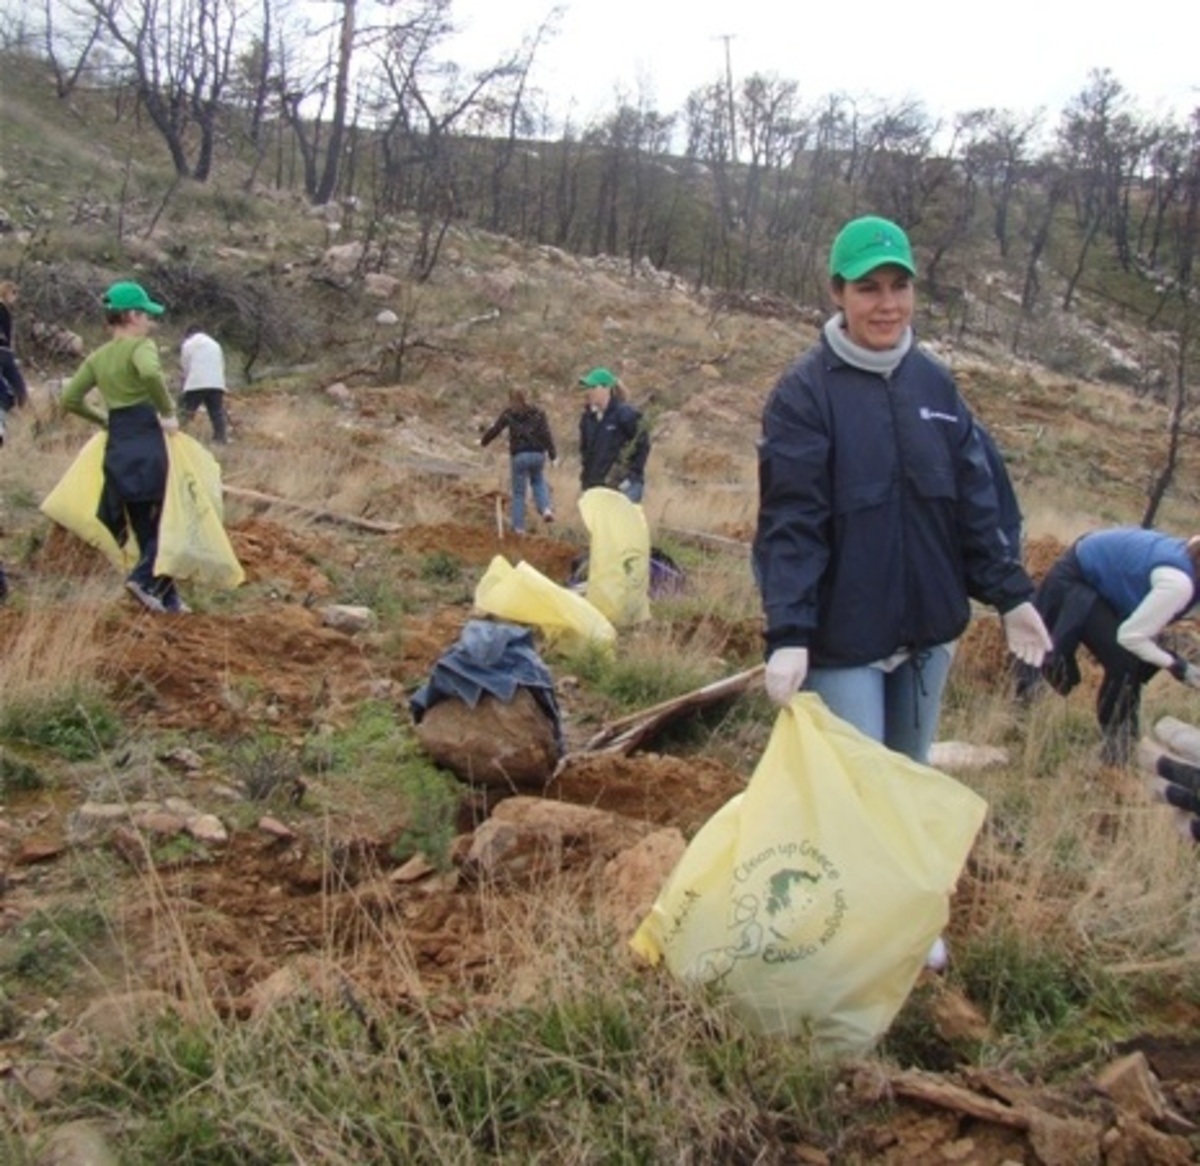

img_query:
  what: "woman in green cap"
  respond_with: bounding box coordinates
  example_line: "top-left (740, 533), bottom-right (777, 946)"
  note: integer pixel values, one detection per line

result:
top-left (753, 215), bottom-right (1050, 762)
top-left (62, 280), bottom-right (187, 613)
top-left (577, 367), bottom-right (651, 502)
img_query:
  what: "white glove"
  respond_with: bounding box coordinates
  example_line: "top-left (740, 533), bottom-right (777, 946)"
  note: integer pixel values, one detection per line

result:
top-left (1002, 602), bottom-right (1052, 667)
top-left (160, 415), bottom-right (180, 433)
top-left (1168, 656), bottom-right (1200, 689)
top-left (764, 647), bottom-right (809, 707)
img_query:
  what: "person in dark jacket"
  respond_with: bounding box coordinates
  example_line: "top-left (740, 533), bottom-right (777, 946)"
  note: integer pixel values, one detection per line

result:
top-left (577, 367), bottom-right (651, 503)
top-left (754, 214), bottom-right (1050, 764)
top-left (61, 280), bottom-right (187, 614)
top-left (480, 388), bottom-right (557, 535)
top-left (976, 422), bottom-right (1023, 560)
top-left (0, 280), bottom-right (29, 603)
top-left (0, 280), bottom-right (29, 445)
top-left (1026, 527), bottom-right (1200, 765)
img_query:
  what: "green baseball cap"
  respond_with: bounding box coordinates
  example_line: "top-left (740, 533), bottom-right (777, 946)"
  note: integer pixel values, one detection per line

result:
top-left (578, 367), bottom-right (619, 388)
top-left (578, 367), bottom-right (618, 389)
top-left (829, 216), bottom-right (916, 281)
top-left (102, 281), bottom-right (165, 316)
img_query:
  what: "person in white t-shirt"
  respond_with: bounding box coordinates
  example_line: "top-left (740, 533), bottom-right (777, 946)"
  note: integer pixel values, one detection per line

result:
top-left (179, 325), bottom-right (229, 443)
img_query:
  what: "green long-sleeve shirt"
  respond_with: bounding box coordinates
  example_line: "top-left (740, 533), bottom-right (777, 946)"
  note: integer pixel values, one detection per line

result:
top-left (62, 337), bottom-right (175, 426)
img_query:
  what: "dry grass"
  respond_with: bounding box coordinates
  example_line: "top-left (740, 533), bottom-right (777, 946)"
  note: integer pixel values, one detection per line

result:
top-left (0, 579), bottom-right (111, 703)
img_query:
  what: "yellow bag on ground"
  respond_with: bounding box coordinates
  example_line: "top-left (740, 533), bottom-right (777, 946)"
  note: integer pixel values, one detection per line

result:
top-left (630, 693), bottom-right (987, 1056)
top-left (474, 555), bottom-right (616, 652)
top-left (155, 432), bottom-right (245, 588)
top-left (578, 487), bottom-right (650, 627)
top-left (39, 432), bottom-right (137, 571)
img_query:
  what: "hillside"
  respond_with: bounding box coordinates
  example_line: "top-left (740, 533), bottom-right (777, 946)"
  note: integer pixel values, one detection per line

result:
top-left (3, 55), bottom-right (1200, 1166)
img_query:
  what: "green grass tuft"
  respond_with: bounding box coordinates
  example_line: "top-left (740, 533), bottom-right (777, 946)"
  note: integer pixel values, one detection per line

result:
top-left (0, 688), bottom-right (121, 761)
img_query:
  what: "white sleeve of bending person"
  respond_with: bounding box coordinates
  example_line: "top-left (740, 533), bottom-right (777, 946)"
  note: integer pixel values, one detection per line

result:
top-left (1115, 565), bottom-right (1195, 668)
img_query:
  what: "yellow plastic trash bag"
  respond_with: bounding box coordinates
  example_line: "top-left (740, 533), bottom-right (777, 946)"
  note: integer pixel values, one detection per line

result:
top-left (39, 433), bottom-right (137, 571)
top-left (155, 432), bottom-right (245, 589)
top-left (474, 555), bottom-right (616, 653)
top-left (577, 487), bottom-right (650, 627)
top-left (630, 693), bottom-right (987, 1056)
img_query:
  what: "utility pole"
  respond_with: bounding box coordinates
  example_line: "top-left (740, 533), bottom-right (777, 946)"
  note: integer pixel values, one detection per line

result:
top-left (716, 33), bottom-right (738, 163)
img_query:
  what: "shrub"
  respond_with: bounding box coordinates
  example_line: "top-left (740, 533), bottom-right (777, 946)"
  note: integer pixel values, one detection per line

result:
top-left (0, 688), bottom-right (120, 760)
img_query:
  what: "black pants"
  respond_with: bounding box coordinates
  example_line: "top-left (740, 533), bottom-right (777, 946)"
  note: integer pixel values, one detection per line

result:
top-left (1025, 546), bottom-right (1158, 763)
top-left (1056, 592), bottom-right (1156, 762)
top-left (0, 348), bottom-right (27, 411)
top-left (126, 498), bottom-right (174, 599)
top-left (180, 389), bottom-right (228, 443)
top-left (1072, 597), bottom-right (1159, 761)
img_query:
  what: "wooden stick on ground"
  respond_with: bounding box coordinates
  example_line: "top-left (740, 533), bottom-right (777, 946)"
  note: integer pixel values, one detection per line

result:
top-left (580, 664), bottom-right (765, 756)
top-left (223, 485), bottom-right (404, 534)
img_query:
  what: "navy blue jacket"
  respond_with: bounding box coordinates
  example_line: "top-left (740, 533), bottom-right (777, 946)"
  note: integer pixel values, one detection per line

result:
top-left (753, 338), bottom-right (1035, 666)
top-left (579, 396), bottom-right (650, 490)
top-left (976, 423), bottom-right (1022, 558)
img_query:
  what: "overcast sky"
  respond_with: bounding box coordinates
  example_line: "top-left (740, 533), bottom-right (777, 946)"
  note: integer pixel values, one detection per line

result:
top-left (448, 0), bottom-right (1198, 132)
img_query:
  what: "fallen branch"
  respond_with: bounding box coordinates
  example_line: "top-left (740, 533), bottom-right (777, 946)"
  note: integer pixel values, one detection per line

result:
top-left (580, 664), bottom-right (765, 755)
top-left (223, 485), bottom-right (404, 534)
top-left (335, 309), bottom-right (501, 384)
top-left (656, 524), bottom-right (751, 554)
top-left (888, 1069), bottom-right (1031, 1130)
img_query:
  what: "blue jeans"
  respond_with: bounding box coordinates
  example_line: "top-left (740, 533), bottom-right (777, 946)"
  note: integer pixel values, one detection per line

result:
top-left (510, 451), bottom-right (551, 532)
top-left (804, 644), bottom-right (954, 764)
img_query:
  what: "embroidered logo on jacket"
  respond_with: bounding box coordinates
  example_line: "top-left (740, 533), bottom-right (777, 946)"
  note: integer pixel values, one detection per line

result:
top-left (919, 406), bottom-right (958, 423)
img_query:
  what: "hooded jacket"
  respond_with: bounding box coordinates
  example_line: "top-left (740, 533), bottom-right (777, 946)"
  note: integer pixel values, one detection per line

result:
top-left (753, 335), bottom-right (1034, 666)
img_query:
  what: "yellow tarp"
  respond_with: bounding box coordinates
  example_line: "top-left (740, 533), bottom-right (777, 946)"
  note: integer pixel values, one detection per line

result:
top-left (630, 693), bottom-right (987, 1056)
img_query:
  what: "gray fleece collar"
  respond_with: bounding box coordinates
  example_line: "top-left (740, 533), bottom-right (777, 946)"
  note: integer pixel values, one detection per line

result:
top-left (823, 313), bottom-right (913, 376)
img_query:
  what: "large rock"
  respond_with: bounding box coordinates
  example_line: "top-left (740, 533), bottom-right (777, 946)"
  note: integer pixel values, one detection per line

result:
top-left (464, 796), bottom-right (650, 882)
top-left (415, 689), bottom-right (559, 790)
top-left (599, 827), bottom-right (686, 942)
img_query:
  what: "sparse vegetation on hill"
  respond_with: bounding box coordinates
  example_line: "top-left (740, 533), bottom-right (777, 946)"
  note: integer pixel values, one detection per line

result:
top-left (1, 42), bottom-right (1200, 1166)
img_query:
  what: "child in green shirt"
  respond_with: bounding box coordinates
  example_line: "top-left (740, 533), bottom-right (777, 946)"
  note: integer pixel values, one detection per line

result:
top-left (62, 281), bottom-right (187, 613)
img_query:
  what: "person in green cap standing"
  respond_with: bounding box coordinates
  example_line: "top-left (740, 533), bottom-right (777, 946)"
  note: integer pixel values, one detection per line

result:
top-left (577, 367), bottom-right (651, 503)
top-left (62, 280), bottom-right (187, 614)
top-left (753, 216), bottom-right (1050, 762)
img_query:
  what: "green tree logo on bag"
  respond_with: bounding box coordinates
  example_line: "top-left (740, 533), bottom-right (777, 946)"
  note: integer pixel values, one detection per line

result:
top-left (690, 841), bottom-right (846, 981)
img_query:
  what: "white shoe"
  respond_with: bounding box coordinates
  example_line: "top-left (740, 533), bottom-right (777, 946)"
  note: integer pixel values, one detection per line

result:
top-left (925, 936), bottom-right (949, 972)
top-left (125, 580), bottom-right (166, 613)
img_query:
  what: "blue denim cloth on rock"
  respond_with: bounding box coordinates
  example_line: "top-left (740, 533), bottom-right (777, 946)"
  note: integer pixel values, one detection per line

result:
top-left (409, 619), bottom-right (563, 752)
